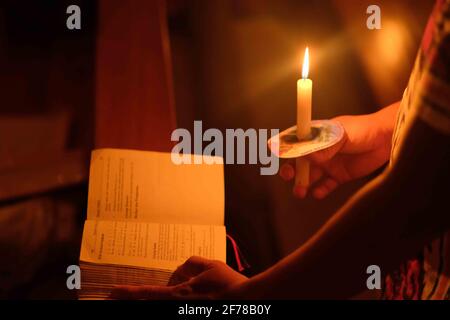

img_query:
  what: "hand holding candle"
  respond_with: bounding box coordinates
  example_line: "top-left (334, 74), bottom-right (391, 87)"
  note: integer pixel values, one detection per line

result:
top-left (268, 47), bottom-right (345, 198)
top-left (295, 47), bottom-right (312, 189)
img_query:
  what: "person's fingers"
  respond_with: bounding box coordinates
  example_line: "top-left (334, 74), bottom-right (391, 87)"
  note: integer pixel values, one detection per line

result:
top-left (110, 285), bottom-right (178, 300)
top-left (169, 256), bottom-right (214, 285)
top-left (291, 166), bottom-right (323, 199)
top-left (306, 132), bottom-right (347, 164)
top-left (307, 144), bottom-right (339, 164)
top-left (312, 178), bottom-right (339, 199)
top-left (293, 184), bottom-right (307, 199)
top-left (181, 256), bottom-right (213, 275)
top-left (169, 271), bottom-right (189, 286)
top-left (310, 166), bottom-right (324, 185)
top-left (110, 283), bottom-right (206, 300)
top-left (279, 161), bottom-right (295, 181)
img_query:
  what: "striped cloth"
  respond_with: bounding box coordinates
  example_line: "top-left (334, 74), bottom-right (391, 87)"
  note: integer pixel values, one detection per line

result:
top-left (384, 0), bottom-right (450, 300)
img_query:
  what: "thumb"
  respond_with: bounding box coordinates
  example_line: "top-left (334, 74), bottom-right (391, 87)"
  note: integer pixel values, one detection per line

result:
top-left (169, 256), bottom-right (214, 285)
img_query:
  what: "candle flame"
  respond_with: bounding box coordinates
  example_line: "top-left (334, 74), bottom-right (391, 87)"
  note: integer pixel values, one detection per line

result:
top-left (302, 47), bottom-right (309, 79)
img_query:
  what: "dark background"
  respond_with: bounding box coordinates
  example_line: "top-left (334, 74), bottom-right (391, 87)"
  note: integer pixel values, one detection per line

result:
top-left (0, 0), bottom-right (435, 299)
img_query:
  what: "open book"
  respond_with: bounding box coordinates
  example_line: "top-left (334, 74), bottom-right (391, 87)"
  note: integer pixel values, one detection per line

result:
top-left (79, 149), bottom-right (226, 299)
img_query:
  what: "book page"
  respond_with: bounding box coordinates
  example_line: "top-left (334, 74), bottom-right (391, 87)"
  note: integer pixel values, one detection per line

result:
top-left (80, 220), bottom-right (226, 270)
top-left (87, 148), bottom-right (224, 226)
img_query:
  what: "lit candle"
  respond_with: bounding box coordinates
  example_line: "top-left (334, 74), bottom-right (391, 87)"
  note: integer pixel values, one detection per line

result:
top-left (295, 47), bottom-right (312, 188)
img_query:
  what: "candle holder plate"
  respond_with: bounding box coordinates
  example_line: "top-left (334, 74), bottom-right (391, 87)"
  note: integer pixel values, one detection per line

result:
top-left (268, 120), bottom-right (344, 159)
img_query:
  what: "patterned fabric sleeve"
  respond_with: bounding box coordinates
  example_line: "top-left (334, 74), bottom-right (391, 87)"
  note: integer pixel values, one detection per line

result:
top-left (417, 0), bottom-right (450, 135)
top-left (384, 0), bottom-right (450, 300)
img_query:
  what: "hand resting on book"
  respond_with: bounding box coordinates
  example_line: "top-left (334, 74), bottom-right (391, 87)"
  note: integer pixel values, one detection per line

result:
top-left (110, 256), bottom-right (247, 300)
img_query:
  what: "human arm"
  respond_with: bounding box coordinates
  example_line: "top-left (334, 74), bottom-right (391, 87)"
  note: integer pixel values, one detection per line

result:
top-left (112, 114), bottom-right (449, 300)
top-left (230, 114), bottom-right (450, 299)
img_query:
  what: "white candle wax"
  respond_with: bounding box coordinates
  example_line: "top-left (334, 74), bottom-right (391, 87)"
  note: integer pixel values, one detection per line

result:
top-left (295, 48), bottom-right (312, 188)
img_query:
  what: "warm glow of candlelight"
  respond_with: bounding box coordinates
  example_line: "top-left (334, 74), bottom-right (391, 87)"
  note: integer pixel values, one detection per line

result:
top-left (296, 46), bottom-right (312, 187)
top-left (302, 47), bottom-right (310, 79)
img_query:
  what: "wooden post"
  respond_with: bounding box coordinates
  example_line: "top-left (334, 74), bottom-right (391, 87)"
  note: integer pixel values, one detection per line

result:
top-left (95, 0), bottom-right (176, 152)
